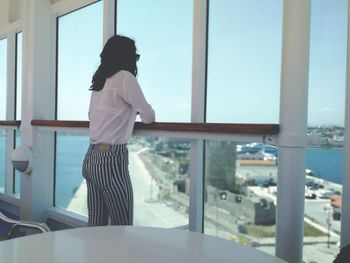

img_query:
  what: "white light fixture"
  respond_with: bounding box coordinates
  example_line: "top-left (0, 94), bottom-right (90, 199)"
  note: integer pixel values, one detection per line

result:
top-left (10, 145), bottom-right (33, 174)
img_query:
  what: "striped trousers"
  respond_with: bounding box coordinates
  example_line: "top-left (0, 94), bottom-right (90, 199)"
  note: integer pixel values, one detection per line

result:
top-left (82, 144), bottom-right (133, 226)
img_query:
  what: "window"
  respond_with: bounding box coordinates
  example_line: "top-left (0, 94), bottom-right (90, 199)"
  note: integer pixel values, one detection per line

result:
top-left (305, 1), bottom-right (347, 262)
top-left (116, 0), bottom-right (193, 122)
top-left (56, 1), bottom-right (103, 120)
top-left (0, 129), bottom-right (5, 190)
top-left (204, 140), bottom-right (278, 252)
top-left (0, 38), bottom-right (7, 190)
top-left (14, 32), bottom-right (23, 195)
top-left (0, 38), bottom-right (7, 120)
top-left (206, 0), bottom-right (283, 123)
top-left (130, 136), bottom-right (190, 227)
top-left (14, 131), bottom-right (21, 194)
top-left (55, 132), bottom-right (89, 212)
top-left (16, 32), bottom-right (22, 120)
top-left (55, 133), bottom-right (190, 229)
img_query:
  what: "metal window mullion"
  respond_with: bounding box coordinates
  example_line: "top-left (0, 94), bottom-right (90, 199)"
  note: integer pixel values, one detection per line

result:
top-left (103, 0), bottom-right (115, 44)
top-left (48, 8), bottom-right (59, 211)
top-left (114, 0), bottom-right (117, 35)
top-left (340, 0), bottom-right (350, 247)
top-left (5, 32), bottom-right (16, 194)
top-left (5, 32), bottom-right (15, 121)
top-left (189, 0), bottom-right (208, 233)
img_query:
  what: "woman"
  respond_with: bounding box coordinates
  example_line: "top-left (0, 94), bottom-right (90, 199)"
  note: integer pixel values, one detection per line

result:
top-left (82, 35), bottom-right (155, 226)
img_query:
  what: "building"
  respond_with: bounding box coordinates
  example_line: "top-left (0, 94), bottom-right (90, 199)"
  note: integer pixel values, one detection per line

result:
top-left (331, 195), bottom-right (342, 221)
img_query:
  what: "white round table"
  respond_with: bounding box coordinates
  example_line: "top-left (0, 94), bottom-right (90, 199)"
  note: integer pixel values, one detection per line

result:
top-left (0, 226), bottom-right (287, 263)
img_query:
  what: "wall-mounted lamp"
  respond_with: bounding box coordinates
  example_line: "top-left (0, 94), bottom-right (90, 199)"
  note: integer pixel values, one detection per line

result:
top-left (10, 145), bottom-right (33, 174)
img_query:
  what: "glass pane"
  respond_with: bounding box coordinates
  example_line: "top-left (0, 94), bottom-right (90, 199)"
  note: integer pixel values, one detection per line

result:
top-left (0, 38), bottom-right (7, 120)
top-left (305, 1), bottom-right (347, 262)
top-left (56, 1), bottom-right (103, 120)
top-left (207, 0), bottom-right (282, 123)
top-left (14, 130), bottom-right (21, 195)
top-left (55, 132), bottom-right (89, 212)
top-left (204, 140), bottom-right (278, 255)
top-left (0, 129), bottom-right (5, 190)
top-left (55, 133), bottom-right (190, 228)
top-left (130, 136), bottom-right (190, 227)
top-left (14, 32), bottom-right (23, 195)
top-left (117, 0), bottom-right (193, 122)
top-left (16, 32), bottom-right (22, 120)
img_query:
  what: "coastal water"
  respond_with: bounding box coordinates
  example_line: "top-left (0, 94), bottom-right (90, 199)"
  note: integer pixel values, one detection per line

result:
top-left (0, 134), bottom-right (345, 206)
top-left (0, 134), bottom-right (4, 189)
top-left (55, 133), bottom-right (90, 208)
top-left (306, 148), bottom-right (343, 184)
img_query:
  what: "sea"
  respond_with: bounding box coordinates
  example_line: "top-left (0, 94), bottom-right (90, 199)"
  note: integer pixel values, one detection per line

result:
top-left (0, 133), bottom-right (345, 208)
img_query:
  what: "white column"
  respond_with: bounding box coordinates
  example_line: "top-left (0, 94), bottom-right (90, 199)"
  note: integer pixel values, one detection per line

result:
top-left (276, 1), bottom-right (311, 262)
top-left (20, 0), bottom-right (55, 221)
top-left (189, 0), bottom-right (207, 232)
top-left (103, 0), bottom-right (115, 44)
top-left (340, 0), bottom-right (350, 247)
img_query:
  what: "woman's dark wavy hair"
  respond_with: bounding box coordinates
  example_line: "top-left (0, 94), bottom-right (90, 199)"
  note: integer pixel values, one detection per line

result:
top-left (90, 35), bottom-right (138, 91)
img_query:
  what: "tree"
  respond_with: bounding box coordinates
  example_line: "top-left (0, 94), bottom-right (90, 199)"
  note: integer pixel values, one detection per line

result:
top-left (205, 140), bottom-right (237, 192)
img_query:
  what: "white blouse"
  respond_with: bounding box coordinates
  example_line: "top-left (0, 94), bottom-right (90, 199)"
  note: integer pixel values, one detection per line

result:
top-left (88, 70), bottom-right (155, 144)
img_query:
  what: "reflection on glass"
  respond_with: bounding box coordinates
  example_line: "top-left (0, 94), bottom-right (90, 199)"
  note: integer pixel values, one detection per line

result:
top-left (207, 1), bottom-right (282, 123)
top-left (0, 129), bottom-right (5, 190)
top-left (305, 0), bottom-right (346, 261)
top-left (56, 1), bottom-right (102, 120)
top-left (16, 32), bottom-right (23, 120)
top-left (117, 0), bottom-right (193, 122)
top-left (204, 140), bottom-right (278, 253)
top-left (55, 133), bottom-right (190, 228)
top-left (0, 38), bottom-right (7, 120)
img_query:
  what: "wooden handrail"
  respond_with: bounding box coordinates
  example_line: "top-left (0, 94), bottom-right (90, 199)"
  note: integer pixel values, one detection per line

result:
top-left (31, 120), bottom-right (88, 128)
top-left (0, 121), bottom-right (21, 127)
top-left (31, 120), bottom-right (279, 135)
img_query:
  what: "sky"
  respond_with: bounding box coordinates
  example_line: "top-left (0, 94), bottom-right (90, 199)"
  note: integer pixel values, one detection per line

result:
top-left (0, 0), bottom-right (348, 125)
top-left (308, 0), bottom-right (347, 126)
top-left (16, 32), bottom-right (22, 120)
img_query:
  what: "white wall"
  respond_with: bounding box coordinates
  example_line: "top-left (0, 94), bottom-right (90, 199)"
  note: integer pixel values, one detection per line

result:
top-left (0, 0), bottom-right (23, 36)
top-left (0, 0), bottom-right (10, 34)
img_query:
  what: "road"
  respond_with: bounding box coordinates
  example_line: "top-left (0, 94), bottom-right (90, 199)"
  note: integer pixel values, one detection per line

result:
top-left (305, 199), bottom-right (341, 234)
top-left (129, 146), bottom-right (188, 228)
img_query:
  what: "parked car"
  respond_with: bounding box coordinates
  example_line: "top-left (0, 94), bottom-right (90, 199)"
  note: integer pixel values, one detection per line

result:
top-left (305, 193), bottom-right (317, 199)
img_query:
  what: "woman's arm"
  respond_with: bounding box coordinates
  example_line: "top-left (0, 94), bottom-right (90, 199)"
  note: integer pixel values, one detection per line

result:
top-left (123, 72), bottom-right (155, 123)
